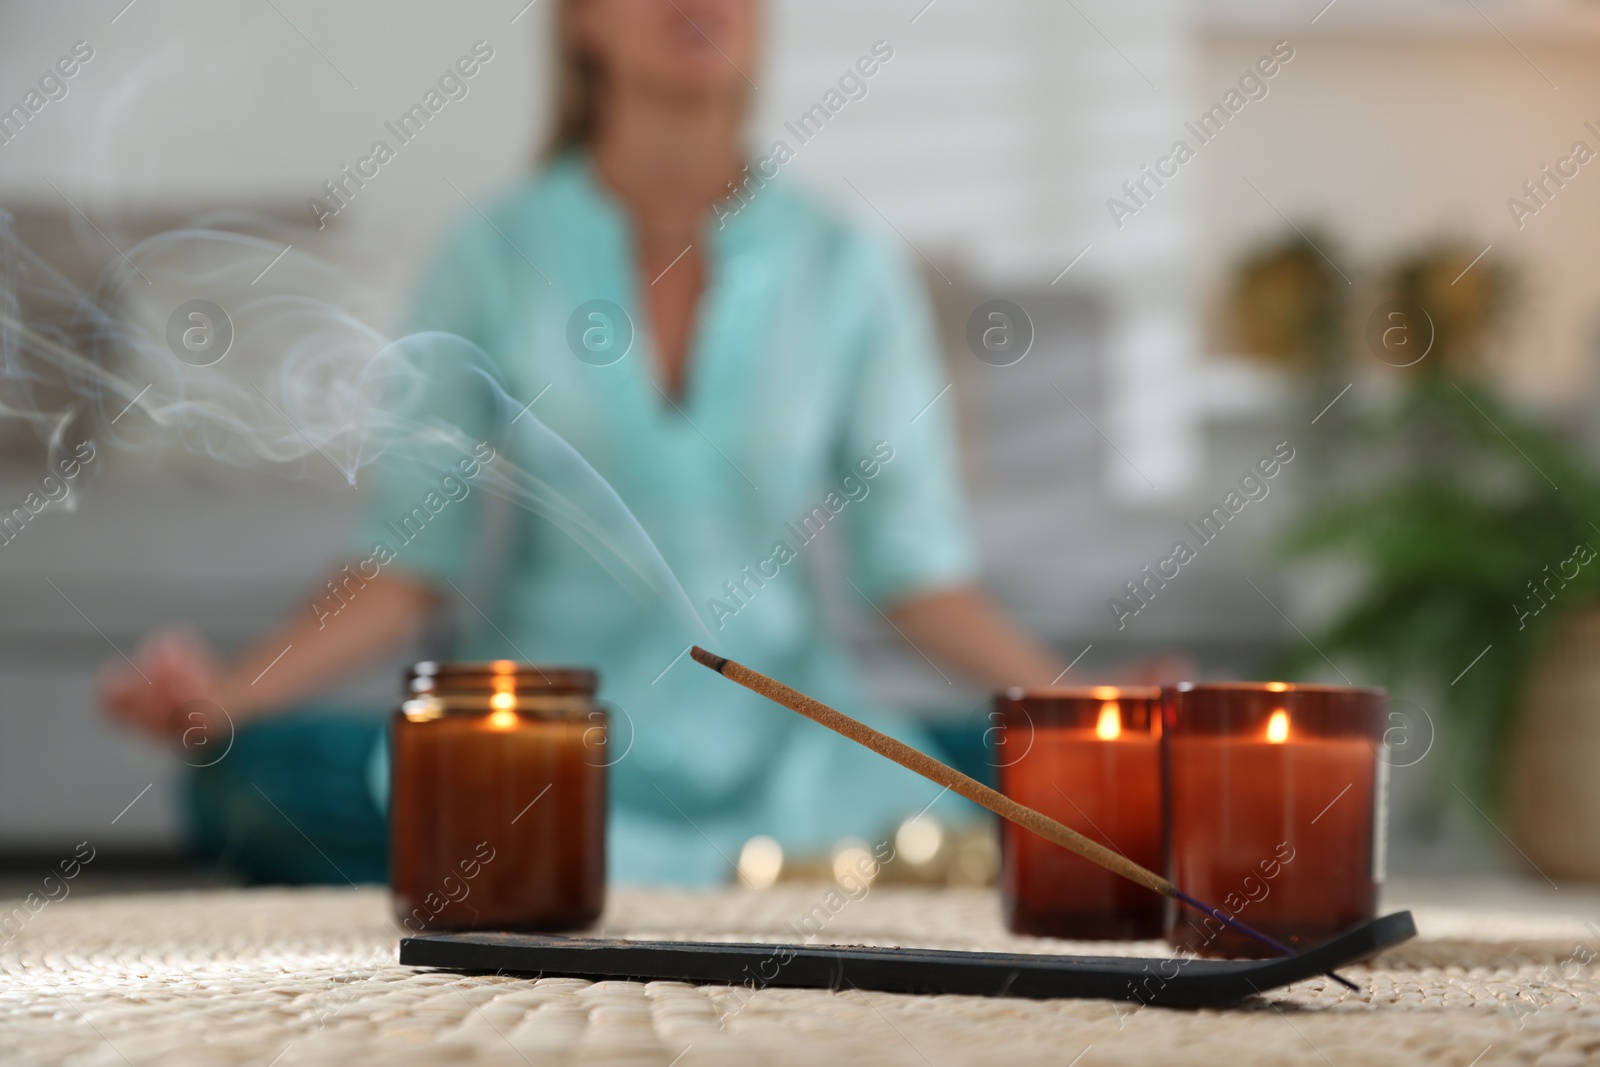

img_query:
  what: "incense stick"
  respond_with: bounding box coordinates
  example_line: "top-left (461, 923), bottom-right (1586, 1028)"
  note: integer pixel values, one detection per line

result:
top-left (691, 646), bottom-right (1359, 991)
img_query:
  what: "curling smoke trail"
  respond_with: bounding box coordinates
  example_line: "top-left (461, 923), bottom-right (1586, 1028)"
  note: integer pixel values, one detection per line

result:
top-left (0, 213), bottom-right (708, 636)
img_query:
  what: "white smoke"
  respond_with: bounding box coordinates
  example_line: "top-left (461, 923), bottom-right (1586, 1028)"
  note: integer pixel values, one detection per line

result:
top-left (0, 213), bottom-right (707, 636)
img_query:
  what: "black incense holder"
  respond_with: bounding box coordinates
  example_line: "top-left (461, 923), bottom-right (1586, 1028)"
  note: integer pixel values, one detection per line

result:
top-left (399, 909), bottom-right (1414, 1008)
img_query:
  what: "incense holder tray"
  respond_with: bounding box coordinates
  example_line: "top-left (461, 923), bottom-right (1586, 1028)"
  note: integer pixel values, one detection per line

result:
top-left (399, 910), bottom-right (1415, 1008)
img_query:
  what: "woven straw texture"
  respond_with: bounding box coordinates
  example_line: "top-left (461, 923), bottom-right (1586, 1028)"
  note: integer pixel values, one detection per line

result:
top-left (2, 885), bottom-right (1597, 1066)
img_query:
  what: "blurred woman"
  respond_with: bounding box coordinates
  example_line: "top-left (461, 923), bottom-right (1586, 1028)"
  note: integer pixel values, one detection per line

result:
top-left (100, 0), bottom-right (1065, 884)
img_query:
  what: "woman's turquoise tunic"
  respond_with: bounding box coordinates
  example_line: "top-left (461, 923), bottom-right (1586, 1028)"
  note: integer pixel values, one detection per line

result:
top-left (357, 154), bottom-right (979, 884)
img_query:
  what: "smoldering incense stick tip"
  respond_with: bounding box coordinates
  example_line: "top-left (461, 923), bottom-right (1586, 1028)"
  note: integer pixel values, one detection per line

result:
top-left (690, 646), bottom-right (728, 673)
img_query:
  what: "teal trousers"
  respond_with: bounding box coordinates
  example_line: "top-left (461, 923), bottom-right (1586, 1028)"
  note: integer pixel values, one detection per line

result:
top-left (187, 709), bottom-right (388, 885)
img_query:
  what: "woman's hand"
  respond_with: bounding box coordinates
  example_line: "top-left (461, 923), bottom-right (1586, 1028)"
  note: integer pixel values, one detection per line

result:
top-left (98, 570), bottom-right (438, 748)
top-left (98, 627), bottom-right (236, 742)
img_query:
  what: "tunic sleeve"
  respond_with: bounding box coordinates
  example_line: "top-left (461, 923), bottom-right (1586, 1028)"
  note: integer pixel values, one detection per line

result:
top-left (835, 234), bottom-right (981, 605)
top-left (346, 216), bottom-right (510, 587)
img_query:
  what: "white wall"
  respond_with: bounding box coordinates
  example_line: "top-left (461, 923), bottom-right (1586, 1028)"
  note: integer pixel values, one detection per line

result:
top-left (0, 0), bottom-right (544, 325)
top-left (1191, 22), bottom-right (1600, 406)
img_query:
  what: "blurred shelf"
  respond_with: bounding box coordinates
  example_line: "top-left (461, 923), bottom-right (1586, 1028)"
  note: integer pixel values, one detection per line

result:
top-left (1201, 0), bottom-right (1600, 40)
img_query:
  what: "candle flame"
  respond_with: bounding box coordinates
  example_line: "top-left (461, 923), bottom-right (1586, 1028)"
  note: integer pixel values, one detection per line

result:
top-left (1266, 709), bottom-right (1290, 743)
top-left (490, 690), bottom-right (515, 711)
top-left (1096, 702), bottom-right (1122, 740)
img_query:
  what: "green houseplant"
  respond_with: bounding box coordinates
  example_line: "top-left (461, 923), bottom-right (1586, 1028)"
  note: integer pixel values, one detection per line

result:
top-left (1273, 240), bottom-right (1600, 823)
top-left (1279, 376), bottom-right (1600, 802)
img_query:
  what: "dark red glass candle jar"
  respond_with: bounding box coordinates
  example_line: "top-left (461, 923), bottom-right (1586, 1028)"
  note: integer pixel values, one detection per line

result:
top-left (390, 661), bottom-right (607, 933)
top-left (1162, 682), bottom-right (1387, 957)
top-left (996, 686), bottom-right (1163, 938)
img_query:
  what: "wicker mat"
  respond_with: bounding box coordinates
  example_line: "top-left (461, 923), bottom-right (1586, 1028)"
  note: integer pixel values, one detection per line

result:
top-left (2, 885), bottom-right (1597, 1067)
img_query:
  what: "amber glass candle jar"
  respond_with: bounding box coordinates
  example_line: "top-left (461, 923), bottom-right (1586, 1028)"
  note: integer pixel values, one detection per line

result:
top-left (390, 661), bottom-right (607, 932)
top-left (996, 686), bottom-right (1163, 938)
top-left (1162, 682), bottom-right (1387, 957)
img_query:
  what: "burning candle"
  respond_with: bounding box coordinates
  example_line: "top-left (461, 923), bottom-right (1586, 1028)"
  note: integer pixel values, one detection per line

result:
top-left (996, 687), bottom-right (1163, 939)
top-left (389, 661), bottom-right (607, 932)
top-left (1162, 682), bottom-right (1387, 956)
